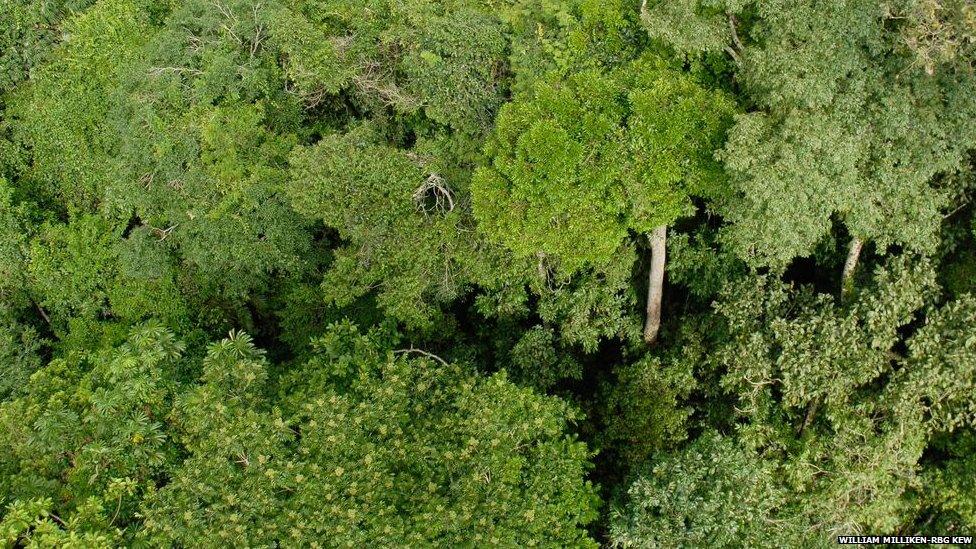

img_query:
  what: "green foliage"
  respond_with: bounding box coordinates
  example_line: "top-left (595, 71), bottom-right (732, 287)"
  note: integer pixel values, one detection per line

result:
top-left (920, 432), bottom-right (976, 530)
top-left (661, 257), bottom-right (972, 537)
top-left (145, 323), bottom-right (599, 546)
top-left (598, 351), bottom-right (695, 468)
top-left (0, 0), bottom-right (97, 94)
top-left (898, 0), bottom-right (976, 74)
top-left (0, 177), bottom-right (29, 297)
top-left (271, 0), bottom-right (510, 132)
top-left (647, 0), bottom-right (976, 269)
top-left (611, 431), bottom-right (798, 548)
top-left (0, 303), bottom-right (45, 402)
top-left (473, 56), bottom-right (733, 272)
top-left (533, 243), bottom-right (645, 350)
top-left (667, 227), bottom-right (747, 299)
top-left (0, 323), bottom-right (185, 538)
top-left (716, 257), bottom-right (938, 415)
top-left (288, 124), bottom-right (487, 329)
top-left (507, 325), bottom-right (582, 390)
top-left (27, 216), bottom-right (122, 326)
top-left (1, 496), bottom-right (119, 548)
top-left (612, 256), bottom-right (966, 546)
top-left (10, 0), bottom-right (150, 211)
top-left (0, 323), bottom-right (599, 545)
top-left (108, 0), bottom-right (312, 303)
top-left (3, 0), bottom-right (976, 544)
top-left (897, 294), bottom-right (976, 433)
top-left (639, 0), bottom-right (735, 54)
top-left (498, 0), bottom-right (640, 94)
top-left (25, 217), bottom-right (188, 340)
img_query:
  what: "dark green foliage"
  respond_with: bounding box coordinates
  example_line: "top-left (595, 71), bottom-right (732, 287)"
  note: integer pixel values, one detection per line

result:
top-left (897, 295), bottom-right (976, 433)
top-left (612, 257), bottom-right (976, 539)
top-left (108, 0), bottom-right (312, 304)
top-left (920, 432), bottom-right (976, 531)
top-left (0, 303), bottom-right (44, 402)
top-left (597, 351), bottom-right (693, 468)
top-left (507, 325), bottom-right (582, 390)
top-left (270, 0), bottom-right (510, 133)
top-left (25, 217), bottom-right (188, 343)
top-left (646, 0), bottom-right (976, 269)
top-left (2, 0), bottom-right (976, 545)
top-left (288, 124), bottom-right (486, 329)
top-left (0, 0), bottom-right (97, 94)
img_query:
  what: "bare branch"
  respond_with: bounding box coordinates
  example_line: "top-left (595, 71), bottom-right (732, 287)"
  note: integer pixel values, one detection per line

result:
top-left (413, 173), bottom-right (455, 217)
top-left (148, 66), bottom-right (203, 77)
top-left (151, 224), bottom-right (179, 241)
top-left (393, 348), bottom-right (450, 367)
top-left (728, 12), bottom-right (745, 53)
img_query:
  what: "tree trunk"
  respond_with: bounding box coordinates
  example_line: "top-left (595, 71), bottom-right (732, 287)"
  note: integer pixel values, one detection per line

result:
top-left (840, 236), bottom-right (863, 303)
top-left (797, 396), bottom-right (821, 436)
top-left (643, 225), bottom-right (667, 345)
top-left (32, 300), bottom-right (51, 326)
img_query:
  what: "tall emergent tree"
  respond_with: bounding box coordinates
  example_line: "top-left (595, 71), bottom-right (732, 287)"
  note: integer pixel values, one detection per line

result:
top-left (473, 55), bottom-right (733, 343)
top-left (642, 0), bottom-right (976, 294)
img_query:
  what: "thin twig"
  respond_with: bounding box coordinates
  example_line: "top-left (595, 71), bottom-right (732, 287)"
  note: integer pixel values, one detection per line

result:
top-left (148, 66), bottom-right (203, 77)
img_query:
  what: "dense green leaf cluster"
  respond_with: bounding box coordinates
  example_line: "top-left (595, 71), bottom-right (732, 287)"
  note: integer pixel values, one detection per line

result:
top-left (1, 0), bottom-right (975, 546)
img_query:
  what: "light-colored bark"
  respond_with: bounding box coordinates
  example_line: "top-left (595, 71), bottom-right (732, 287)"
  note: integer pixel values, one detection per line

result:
top-left (841, 236), bottom-right (864, 303)
top-left (643, 225), bottom-right (667, 345)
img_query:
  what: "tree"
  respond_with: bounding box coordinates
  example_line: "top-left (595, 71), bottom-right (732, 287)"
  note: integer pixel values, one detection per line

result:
top-left (473, 55), bottom-right (733, 343)
top-left (703, 257), bottom-right (973, 536)
top-left (611, 431), bottom-right (801, 548)
top-left (4, 0), bottom-right (976, 543)
top-left (25, 216), bottom-right (189, 345)
top-left (0, 321), bottom-right (600, 545)
top-left (0, 0), bottom-right (97, 94)
top-left (899, 0), bottom-right (976, 75)
top-left (8, 0), bottom-right (150, 212)
top-left (270, 0), bottom-right (510, 133)
top-left (894, 294), bottom-right (976, 433)
top-left (287, 125), bottom-right (489, 330)
top-left (0, 322), bottom-right (185, 542)
top-left (142, 322), bottom-right (600, 546)
top-left (644, 0), bottom-right (976, 291)
top-left (614, 255), bottom-right (976, 544)
top-left (108, 0), bottom-right (313, 310)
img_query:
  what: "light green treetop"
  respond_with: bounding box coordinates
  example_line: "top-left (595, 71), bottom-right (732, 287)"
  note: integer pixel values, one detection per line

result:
top-left (473, 55), bottom-right (734, 274)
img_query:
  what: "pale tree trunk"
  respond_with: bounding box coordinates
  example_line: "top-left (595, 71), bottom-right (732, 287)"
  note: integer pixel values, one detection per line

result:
top-left (643, 225), bottom-right (667, 345)
top-left (840, 236), bottom-right (864, 303)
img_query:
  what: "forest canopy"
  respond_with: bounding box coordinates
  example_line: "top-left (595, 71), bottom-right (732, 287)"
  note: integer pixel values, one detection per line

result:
top-left (1, 0), bottom-right (975, 546)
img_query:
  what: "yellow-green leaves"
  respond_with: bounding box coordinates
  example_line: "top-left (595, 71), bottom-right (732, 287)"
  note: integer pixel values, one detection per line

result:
top-left (139, 322), bottom-right (599, 546)
top-left (12, 0), bottom-right (151, 213)
top-left (473, 57), bottom-right (733, 274)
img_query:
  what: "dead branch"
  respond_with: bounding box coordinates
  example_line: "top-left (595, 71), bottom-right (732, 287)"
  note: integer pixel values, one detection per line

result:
top-left (393, 348), bottom-right (450, 367)
top-left (413, 173), bottom-right (455, 217)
